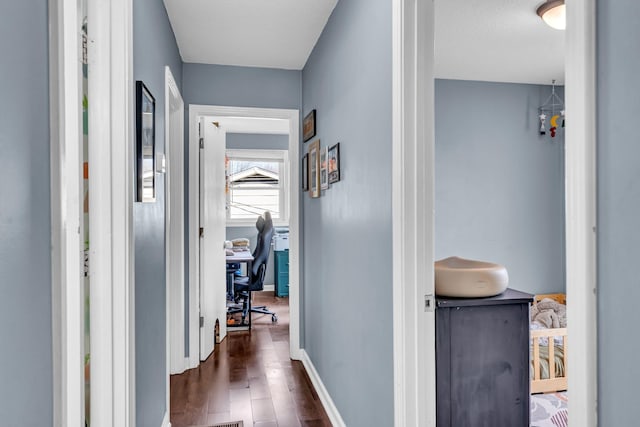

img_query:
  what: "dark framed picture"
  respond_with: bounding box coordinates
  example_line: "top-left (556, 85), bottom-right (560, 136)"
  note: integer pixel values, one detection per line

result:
top-left (302, 153), bottom-right (309, 191)
top-left (328, 142), bottom-right (340, 184)
top-left (136, 81), bottom-right (156, 202)
top-left (303, 109), bottom-right (316, 142)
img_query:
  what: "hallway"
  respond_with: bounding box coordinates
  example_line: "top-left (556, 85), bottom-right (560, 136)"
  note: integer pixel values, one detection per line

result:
top-left (170, 292), bottom-right (331, 426)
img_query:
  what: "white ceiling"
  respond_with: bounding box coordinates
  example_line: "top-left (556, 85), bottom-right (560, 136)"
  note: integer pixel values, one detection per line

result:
top-left (435, 0), bottom-right (565, 85)
top-left (163, 0), bottom-right (338, 70)
top-left (163, 0), bottom-right (564, 84)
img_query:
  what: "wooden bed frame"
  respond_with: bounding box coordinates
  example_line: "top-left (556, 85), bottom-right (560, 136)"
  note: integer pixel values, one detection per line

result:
top-left (531, 293), bottom-right (568, 394)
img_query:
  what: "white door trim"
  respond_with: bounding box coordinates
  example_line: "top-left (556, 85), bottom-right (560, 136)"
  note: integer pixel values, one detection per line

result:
top-left (50, 0), bottom-right (84, 425)
top-left (392, 0), bottom-right (436, 425)
top-left (188, 104), bottom-right (301, 367)
top-left (87, 0), bottom-right (136, 425)
top-left (565, 0), bottom-right (598, 425)
top-left (165, 65), bottom-right (185, 426)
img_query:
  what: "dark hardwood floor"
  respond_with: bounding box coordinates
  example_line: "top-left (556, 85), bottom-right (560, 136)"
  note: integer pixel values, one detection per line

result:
top-left (170, 292), bottom-right (332, 427)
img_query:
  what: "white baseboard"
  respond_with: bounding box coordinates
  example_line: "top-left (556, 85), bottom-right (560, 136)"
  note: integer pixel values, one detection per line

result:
top-left (263, 284), bottom-right (275, 292)
top-left (300, 350), bottom-right (346, 427)
top-left (161, 411), bottom-right (171, 427)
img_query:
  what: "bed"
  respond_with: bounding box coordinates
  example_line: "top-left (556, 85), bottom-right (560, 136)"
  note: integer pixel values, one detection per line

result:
top-left (531, 293), bottom-right (568, 394)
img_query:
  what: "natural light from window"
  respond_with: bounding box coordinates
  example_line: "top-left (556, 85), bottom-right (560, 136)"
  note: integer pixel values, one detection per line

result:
top-left (226, 149), bottom-right (288, 224)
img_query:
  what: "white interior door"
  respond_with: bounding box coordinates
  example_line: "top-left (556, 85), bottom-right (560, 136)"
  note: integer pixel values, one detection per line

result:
top-left (199, 118), bottom-right (227, 361)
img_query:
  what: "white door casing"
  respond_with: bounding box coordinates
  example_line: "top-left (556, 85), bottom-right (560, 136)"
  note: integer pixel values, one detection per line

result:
top-left (188, 105), bottom-right (300, 367)
top-left (87, 0), bottom-right (136, 425)
top-left (392, 0), bottom-right (436, 425)
top-left (565, 0), bottom-right (598, 425)
top-left (165, 66), bottom-right (186, 377)
top-left (49, 0), bottom-right (83, 425)
top-left (199, 118), bottom-right (227, 361)
top-left (52, 0), bottom-right (135, 425)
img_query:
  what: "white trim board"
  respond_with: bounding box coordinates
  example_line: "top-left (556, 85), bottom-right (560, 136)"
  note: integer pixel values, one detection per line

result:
top-left (161, 411), bottom-right (171, 427)
top-left (49, 0), bottom-right (84, 424)
top-left (299, 351), bottom-right (346, 427)
top-left (87, 0), bottom-right (136, 425)
top-left (565, 0), bottom-right (598, 425)
top-left (165, 64), bottom-right (186, 427)
top-left (392, 0), bottom-right (436, 425)
top-left (188, 105), bottom-right (301, 368)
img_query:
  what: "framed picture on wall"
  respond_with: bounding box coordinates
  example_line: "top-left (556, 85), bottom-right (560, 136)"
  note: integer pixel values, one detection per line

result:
top-left (308, 139), bottom-right (320, 198)
top-left (135, 81), bottom-right (156, 202)
top-left (320, 146), bottom-right (329, 190)
top-left (303, 109), bottom-right (316, 142)
top-left (302, 153), bottom-right (309, 191)
top-left (328, 142), bottom-right (341, 184)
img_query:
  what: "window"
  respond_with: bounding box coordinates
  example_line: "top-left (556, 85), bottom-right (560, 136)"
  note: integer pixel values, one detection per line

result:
top-left (226, 149), bottom-right (288, 225)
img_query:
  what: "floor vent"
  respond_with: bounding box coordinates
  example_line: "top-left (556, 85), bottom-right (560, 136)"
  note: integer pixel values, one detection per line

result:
top-left (208, 422), bottom-right (243, 427)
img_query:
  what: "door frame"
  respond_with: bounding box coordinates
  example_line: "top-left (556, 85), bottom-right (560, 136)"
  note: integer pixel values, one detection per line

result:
top-left (51, 0), bottom-right (136, 424)
top-left (391, 0), bottom-right (435, 425)
top-left (164, 65), bottom-right (186, 426)
top-left (187, 105), bottom-right (301, 368)
top-left (565, 0), bottom-right (598, 424)
top-left (86, 0), bottom-right (136, 425)
top-left (49, 0), bottom-right (84, 425)
top-left (390, 0), bottom-right (598, 425)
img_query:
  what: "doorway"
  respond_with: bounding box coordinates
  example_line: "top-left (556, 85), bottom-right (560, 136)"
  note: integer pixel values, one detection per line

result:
top-left (429, 1), bottom-right (596, 425)
top-left (187, 105), bottom-right (301, 367)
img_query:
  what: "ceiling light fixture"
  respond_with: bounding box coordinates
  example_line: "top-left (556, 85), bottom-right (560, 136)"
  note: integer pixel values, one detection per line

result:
top-left (536, 0), bottom-right (566, 30)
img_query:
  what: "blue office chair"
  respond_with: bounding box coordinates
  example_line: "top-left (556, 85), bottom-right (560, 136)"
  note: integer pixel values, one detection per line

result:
top-left (230, 212), bottom-right (278, 324)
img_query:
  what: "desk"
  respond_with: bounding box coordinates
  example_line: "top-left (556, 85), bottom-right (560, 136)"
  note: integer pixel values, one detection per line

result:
top-left (226, 248), bottom-right (254, 264)
top-left (226, 248), bottom-right (254, 329)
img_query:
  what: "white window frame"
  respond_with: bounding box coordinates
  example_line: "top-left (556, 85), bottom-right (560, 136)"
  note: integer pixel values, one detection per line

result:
top-left (225, 148), bottom-right (290, 227)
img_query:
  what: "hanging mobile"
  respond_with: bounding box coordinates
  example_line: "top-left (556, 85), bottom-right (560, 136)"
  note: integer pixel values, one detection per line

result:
top-left (538, 79), bottom-right (564, 139)
top-left (539, 113), bottom-right (547, 135)
top-left (549, 114), bottom-right (560, 138)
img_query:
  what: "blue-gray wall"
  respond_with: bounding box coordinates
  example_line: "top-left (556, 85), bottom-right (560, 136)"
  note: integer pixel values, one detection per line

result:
top-left (226, 133), bottom-right (289, 151)
top-left (133, 0), bottom-right (182, 425)
top-left (0, 2), bottom-right (52, 425)
top-left (226, 133), bottom-right (289, 285)
top-left (182, 63), bottom-right (301, 110)
top-left (597, 1), bottom-right (640, 424)
top-left (301, 0), bottom-right (393, 424)
top-left (435, 79), bottom-right (565, 296)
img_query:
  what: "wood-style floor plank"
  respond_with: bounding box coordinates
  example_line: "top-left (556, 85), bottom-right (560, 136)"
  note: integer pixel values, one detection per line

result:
top-left (170, 292), bottom-right (331, 427)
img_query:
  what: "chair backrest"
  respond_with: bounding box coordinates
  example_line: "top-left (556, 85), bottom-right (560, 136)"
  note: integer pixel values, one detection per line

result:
top-left (248, 212), bottom-right (274, 289)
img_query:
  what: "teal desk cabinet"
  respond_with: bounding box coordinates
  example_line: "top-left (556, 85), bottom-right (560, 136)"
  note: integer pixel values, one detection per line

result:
top-left (274, 250), bottom-right (289, 297)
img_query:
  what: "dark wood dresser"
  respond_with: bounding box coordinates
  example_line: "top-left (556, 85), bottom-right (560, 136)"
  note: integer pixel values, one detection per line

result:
top-left (436, 288), bottom-right (534, 427)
